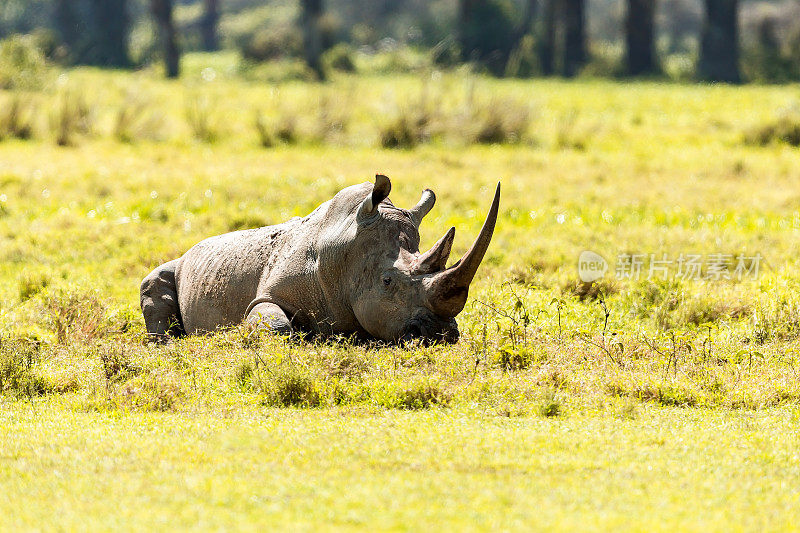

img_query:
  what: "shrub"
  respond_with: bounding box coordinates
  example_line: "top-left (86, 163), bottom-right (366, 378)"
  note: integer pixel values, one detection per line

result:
top-left (476, 104), bottom-right (529, 144)
top-left (240, 26), bottom-right (302, 62)
top-left (44, 290), bottom-right (106, 344)
top-left (538, 390), bottom-right (563, 417)
top-left (83, 368), bottom-right (182, 412)
top-left (750, 298), bottom-right (800, 344)
top-left (0, 337), bottom-right (61, 398)
top-left (101, 351), bottom-right (142, 383)
top-left (323, 43), bottom-right (357, 73)
top-left (745, 115), bottom-right (800, 147)
top-left (0, 34), bottom-right (49, 91)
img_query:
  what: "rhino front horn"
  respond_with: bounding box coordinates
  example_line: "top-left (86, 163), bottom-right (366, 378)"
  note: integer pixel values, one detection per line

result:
top-left (425, 182), bottom-right (500, 318)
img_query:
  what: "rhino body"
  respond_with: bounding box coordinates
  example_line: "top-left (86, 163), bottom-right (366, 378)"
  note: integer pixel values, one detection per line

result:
top-left (140, 175), bottom-right (500, 344)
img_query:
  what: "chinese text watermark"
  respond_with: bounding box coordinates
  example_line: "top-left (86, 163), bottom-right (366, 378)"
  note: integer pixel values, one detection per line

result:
top-left (578, 251), bottom-right (764, 282)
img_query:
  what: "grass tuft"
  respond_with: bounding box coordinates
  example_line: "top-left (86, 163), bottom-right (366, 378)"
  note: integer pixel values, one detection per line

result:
top-left (374, 379), bottom-right (450, 410)
top-left (186, 94), bottom-right (219, 143)
top-left (379, 109), bottom-right (430, 149)
top-left (260, 367), bottom-right (323, 408)
top-left (50, 90), bottom-right (92, 146)
top-left (538, 390), bottom-right (563, 417)
top-left (18, 272), bottom-right (49, 301)
top-left (468, 97), bottom-right (531, 144)
top-left (745, 114), bottom-right (800, 147)
top-left (0, 96), bottom-right (35, 140)
top-left (101, 350), bottom-right (142, 383)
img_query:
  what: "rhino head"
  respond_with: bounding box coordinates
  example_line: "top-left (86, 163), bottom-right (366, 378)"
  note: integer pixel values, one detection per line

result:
top-left (337, 174), bottom-right (500, 345)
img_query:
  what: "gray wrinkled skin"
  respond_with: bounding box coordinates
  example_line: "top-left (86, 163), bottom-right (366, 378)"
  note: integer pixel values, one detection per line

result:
top-left (140, 175), bottom-right (499, 344)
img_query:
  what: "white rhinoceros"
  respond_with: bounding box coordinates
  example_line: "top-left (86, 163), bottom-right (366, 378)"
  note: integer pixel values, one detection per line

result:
top-left (140, 174), bottom-right (500, 344)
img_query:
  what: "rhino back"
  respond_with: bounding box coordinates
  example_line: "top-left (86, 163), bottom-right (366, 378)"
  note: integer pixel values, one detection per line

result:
top-left (175, 223), bottom-right (293, 334)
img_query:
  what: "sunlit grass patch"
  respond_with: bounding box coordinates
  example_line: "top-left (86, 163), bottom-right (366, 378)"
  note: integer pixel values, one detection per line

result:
top-left (0, 336), bottom-right (79, 398)
top-left (82, 368), bottom-right (183, 412)
top-left (44, 289), bottom-right (108, 344)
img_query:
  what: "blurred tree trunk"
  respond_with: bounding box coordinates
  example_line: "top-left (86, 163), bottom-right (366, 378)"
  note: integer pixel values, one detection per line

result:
top-left (54, 0), bottom-right (81, 53)
top-left (90, 0), bottom-right (130, 67)
top-left (151, 0), bottom-right (180, 78)
top-left (538, 0), bottom-right (556, 75)
top-left (697, 0), bottom-right (740, 83)
top-left (201, 0), bottom-right (220, 52)
top-left (625, 0), bottom-right (658, 75)
top-left (562, 0), bottom-right (587, 77)
top-left (516, 0), bottom-right (538, 42)
top-left (55, 0), bottom-right (130, 67)
top-left (457, 0), bottom-right (475, 60)
top-left (301, 0), bottom-right (325, 80)
top-left (457, 0), bottom-right (517, 75)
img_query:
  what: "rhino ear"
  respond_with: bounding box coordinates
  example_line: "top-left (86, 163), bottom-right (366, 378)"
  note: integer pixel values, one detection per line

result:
top-left (358, 174), bottom-right (391, 219)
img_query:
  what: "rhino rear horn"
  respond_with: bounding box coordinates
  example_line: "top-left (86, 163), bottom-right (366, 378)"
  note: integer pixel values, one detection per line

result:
top-left (414, 226), bottom-right (455, 274)
top-left (358, 174), bottom-right (391, 219)
top-left (425, 183), bottom-right (500, 317)
top-left (409, 189), bottom-right (435, 227)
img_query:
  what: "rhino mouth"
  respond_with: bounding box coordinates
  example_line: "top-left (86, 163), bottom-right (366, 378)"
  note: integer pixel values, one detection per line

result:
top-left (399, 315), bottom-right (459, 345)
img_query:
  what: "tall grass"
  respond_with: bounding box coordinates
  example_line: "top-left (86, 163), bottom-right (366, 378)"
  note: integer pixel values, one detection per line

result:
top-left (0, 95), bottom-right (35, 140)
top-left (49, 90), bottom-right (93, 146)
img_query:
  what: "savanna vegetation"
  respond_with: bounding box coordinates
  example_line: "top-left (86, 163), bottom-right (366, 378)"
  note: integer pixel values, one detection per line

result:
top-left (1, 46), bottom-right (800, 527)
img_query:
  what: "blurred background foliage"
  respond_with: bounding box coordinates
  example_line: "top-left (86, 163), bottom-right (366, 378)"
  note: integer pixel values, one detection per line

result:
top-left (0, 0), bottom-right (798, 83)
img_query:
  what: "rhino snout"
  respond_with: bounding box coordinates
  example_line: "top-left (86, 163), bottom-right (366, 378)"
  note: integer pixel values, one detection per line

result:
top-left (400, 315), bottom-right (459, 345)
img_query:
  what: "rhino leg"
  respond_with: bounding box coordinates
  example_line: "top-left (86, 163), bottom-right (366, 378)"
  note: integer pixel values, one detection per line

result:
top-left (246, 300), bottom-right (293, 336)
top-left (140, 259), bottom-right (185, 342)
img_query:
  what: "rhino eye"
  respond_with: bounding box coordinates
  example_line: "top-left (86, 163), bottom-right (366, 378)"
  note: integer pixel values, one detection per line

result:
top-left (382, 277), bottom-right (392, 286)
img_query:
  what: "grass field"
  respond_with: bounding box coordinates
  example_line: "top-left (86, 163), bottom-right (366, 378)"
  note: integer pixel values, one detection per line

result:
top-left (2, 54), bottom-right (800, 529)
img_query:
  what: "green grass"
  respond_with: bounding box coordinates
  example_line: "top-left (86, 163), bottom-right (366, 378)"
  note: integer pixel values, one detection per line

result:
top-left (2, 405), bottom-right (800, 530)
top-left (2, 56), bottom-right (800, 528)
